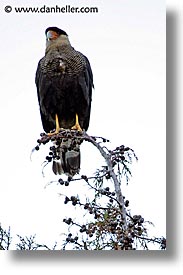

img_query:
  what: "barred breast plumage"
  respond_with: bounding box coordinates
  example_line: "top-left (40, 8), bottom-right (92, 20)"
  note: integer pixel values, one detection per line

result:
top-left (39, 45), bottom-right (87, 78)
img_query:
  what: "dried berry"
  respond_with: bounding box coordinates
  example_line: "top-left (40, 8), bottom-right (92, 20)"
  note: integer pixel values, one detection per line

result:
top-left (67, 176), bottom-right (72, 182)
top-left (81, 175), bottom-right (88, 181)
top-left (64, 196), bottom-right (70, 204)
top-left (63, 218), bottom-right (72, 225)
top-left (120, 156), bottom-right (125, 161)
top-left (139, 217), bottom-right (144, 224)
top-left (125, 200), bottom-right (129, 207)
top-left (84, 203), bottom-right (89, 209)
top-left (58, 178), bottom-right (64, 185)
top-left (65, 181), bottom-right (69, 186)
top-left (80, 225), bottom-right (86, 233)
top-left (46, 156), bottom-right (52, 162)
top-left (35, 145), bottom-right (39, 151)
top-left (105, 173), bottom-right (111, 180)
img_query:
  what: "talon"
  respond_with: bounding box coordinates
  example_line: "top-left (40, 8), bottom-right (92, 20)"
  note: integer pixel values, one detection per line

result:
top-left (47, 114), bottom-right (61, 136)
top-left (71, 114), bottom-right (82, 132)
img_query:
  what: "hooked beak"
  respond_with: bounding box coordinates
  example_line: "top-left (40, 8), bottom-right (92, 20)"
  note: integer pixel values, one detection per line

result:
top-left (46, 30), bottom-right (59, 41)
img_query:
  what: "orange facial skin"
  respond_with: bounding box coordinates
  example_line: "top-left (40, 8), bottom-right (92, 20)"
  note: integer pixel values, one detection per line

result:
top-left (46, 30), bottom-right (59, 41)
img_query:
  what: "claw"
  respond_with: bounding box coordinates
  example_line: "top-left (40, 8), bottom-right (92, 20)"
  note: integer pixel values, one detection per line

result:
top-left (71, 114), bottom-right (82, 132)
top-left (47, 114), bottom-right (61, 136)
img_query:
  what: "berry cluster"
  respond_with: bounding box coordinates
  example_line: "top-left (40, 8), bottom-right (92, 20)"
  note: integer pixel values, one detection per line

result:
top-left (61, 177), bottom-right (163, 250)
top-left (35, 130), bottom-right (110, 152)
top-left (65, 233), bottom-right (78, 243)
top-left (64, 195), bottom-right (79, 206)
top-left (61, 183), bottom-right (134, 250)
top-left (35, 130), bottom-right (83, 165)
top-left (128, 215), bottom-right (145, 238)
top-left (110, 145), bottom-right (129, 167)
top-left (33, 130), bottom-right (111, 173)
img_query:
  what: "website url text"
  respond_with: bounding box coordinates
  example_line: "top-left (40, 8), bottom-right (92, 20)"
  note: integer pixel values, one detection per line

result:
top-left (4, 5), bottom-right (99, 14)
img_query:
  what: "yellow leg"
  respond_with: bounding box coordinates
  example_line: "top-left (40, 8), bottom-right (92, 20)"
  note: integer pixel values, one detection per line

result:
top-left (48, 114), bottom-right (61, 136)
top-left (55, 114), bottom-right (60, 133)
top-left (71, 113), bottom-right (82, 132)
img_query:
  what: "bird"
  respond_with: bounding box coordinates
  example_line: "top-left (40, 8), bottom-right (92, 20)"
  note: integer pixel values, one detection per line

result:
top-left (35, 27), bottom-right (93, 177)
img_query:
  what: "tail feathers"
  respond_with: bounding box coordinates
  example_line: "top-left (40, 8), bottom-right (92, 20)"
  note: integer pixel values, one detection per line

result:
top-left (64, 150), bottom-right (80, 176)
top-left (52, 160), bottom-right (63, 175)
top-left (52, 139), bottom-right (80, 177)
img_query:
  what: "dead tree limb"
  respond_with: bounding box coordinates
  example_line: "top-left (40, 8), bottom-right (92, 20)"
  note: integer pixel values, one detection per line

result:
top-left (83, 133), bottom-right (127, 229)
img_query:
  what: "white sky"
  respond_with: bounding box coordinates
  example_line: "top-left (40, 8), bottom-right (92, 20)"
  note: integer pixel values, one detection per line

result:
top-left (0, 0), bottom-right (165, 249)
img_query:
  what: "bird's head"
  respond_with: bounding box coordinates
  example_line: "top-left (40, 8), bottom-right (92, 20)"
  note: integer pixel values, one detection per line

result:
top-left (45, 27), bottom-right (68, 41)
top-left (45, 27), bottom-right (69, 49)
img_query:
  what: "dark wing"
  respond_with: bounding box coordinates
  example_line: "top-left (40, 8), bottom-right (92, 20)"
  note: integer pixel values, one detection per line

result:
top-left (35, 57), bottom-right (56, 133)
top-left (77, 53), bottom-right (93, 131)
